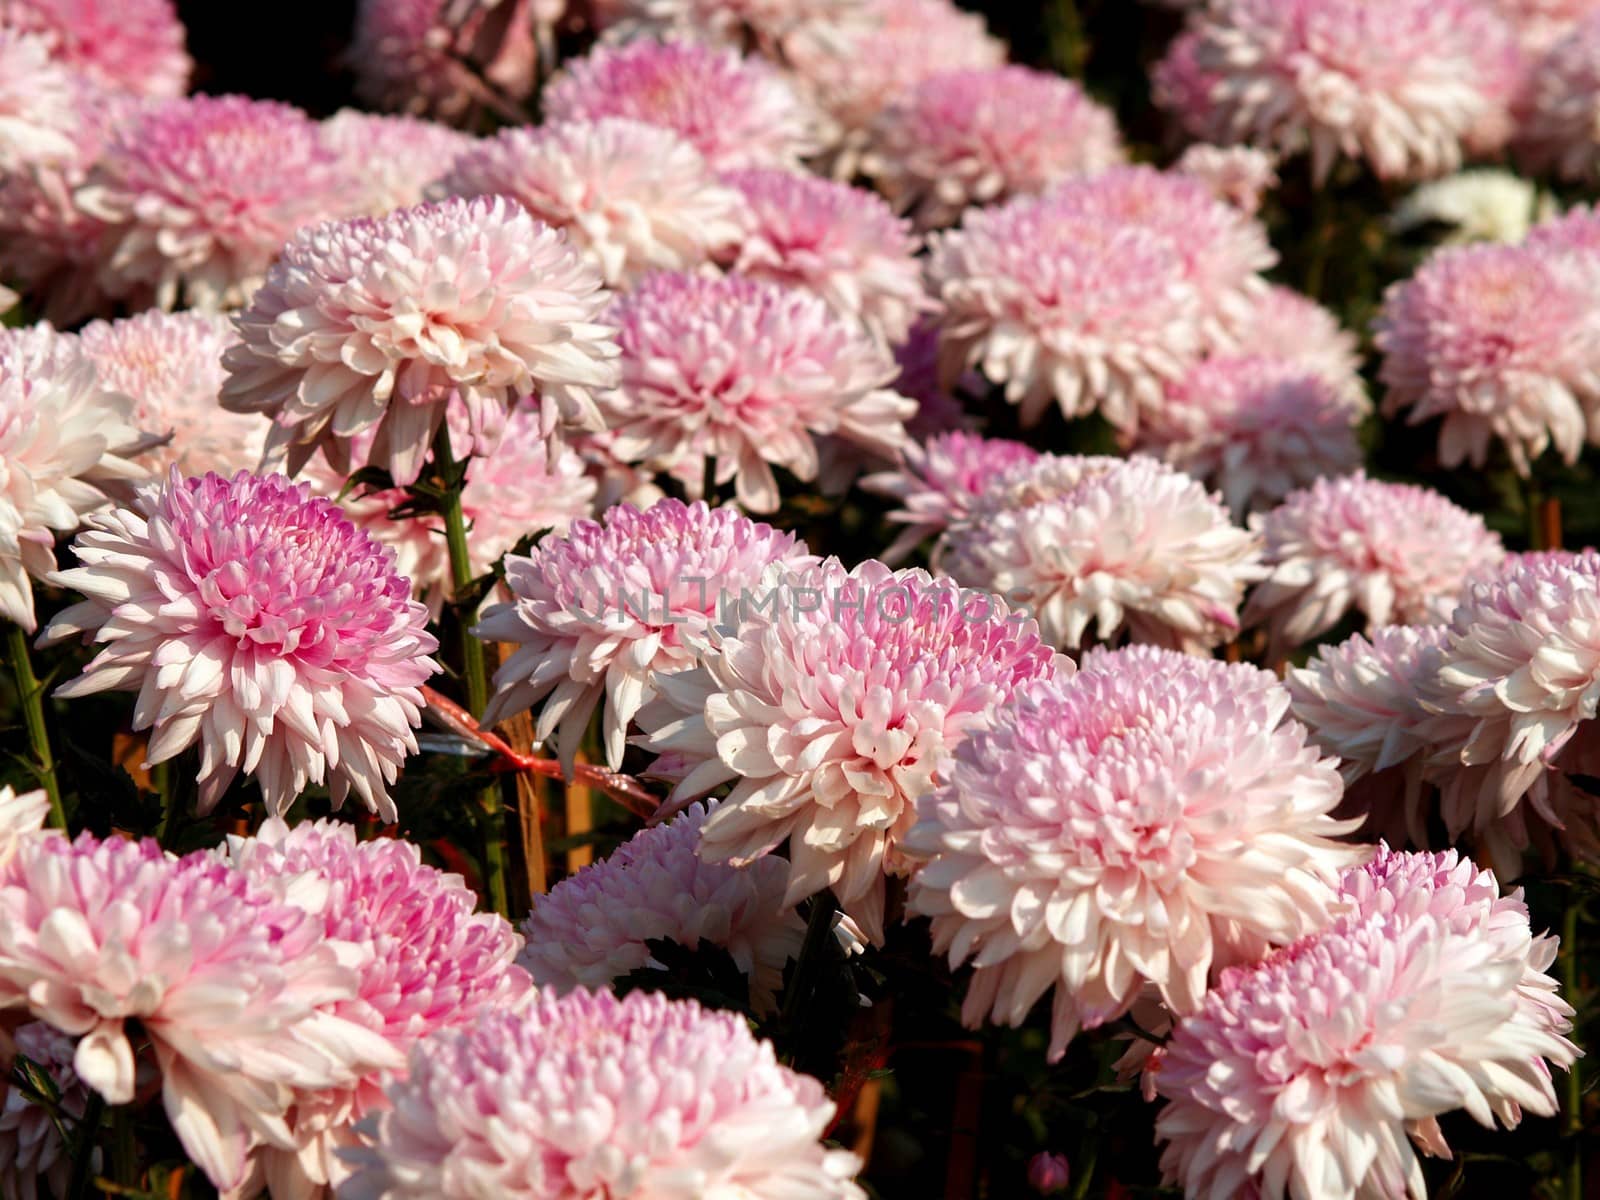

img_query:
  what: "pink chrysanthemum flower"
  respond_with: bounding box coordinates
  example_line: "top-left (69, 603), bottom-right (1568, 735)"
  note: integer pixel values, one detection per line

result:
top-left (891, 318), bottom-right (979, 439)
top-left (1415, 549), bottom-right (1600, 869)
top-left (432, 118), bottom-right (744, 286)
top-left (598, 270), bottom-right (913, 513)
top-left (1135, 354), bottom-right (1366, 516)
top-left (904, 645), bottom-right (1361, 1062)
top-left (519, 801), bottom-right (804, 1012)
top-left (1045, 166), bottom-right (1277, 345)
top-left (1286, 625), bottom-right (1450, 847)
top-left (42, 470), bottom-right (438, 819)
top-left (927, 195), bottom-right (1205, 432)
top-left (718, 167), bottom-right (932, 346)
top-left (220, 196), bottom-right (619, 488)
top-left (1231, 284), bottom-right (1365, 400)
top-left (1491, 0), bottom-right (1600, 52)
top-left (321, 110), bottom-right (477, 217)
top-left (74, 95), bottom-right (349, 311)
top-left (0, 324), bottom-right (150, 633)
top-left (0, 785), bottom-right (48, 871)
top-left (1153, 847), bottom-right (1578, 1200)
top-left (1, 0), bottom-right (190, 97)
top-left (0, 83), bottom-right (143, 325)
top-left (477, 498), bottom-right (806, 772)
top-left (0, 29), bottom-right (77, 171)
top-left (587, 0), bottom-right (869, 54)
top-left (1, 1021), bottom-right (92, 1200)
top-left (1243, 474), bottom-right (1504, 653)
top-left (78, 309), bottom-right (266, 478)
top-left (1170, 0), bottom-right (1520, 184)
top-left (634, 558), bottom-right (1062, 941)
top-left (937, 454), bottom-right (1263, 653)
top-left (859, 431), bottom-right (1039, 563)
top-left (541, 38), bottom-right (826, 171)
top-left (0, 832), bottom-right (384, 1191)
top-left (786, 0), bottom-right (1005, 177)
top-left (340, 989), bottom-right (864, 1199)
top-left (1374, 241), bottom-right (1600, 474)
top-left (1516, 12), bottom-right (1600, 180)
top-left (1152, 28), bottom-right (1225, 141)
top-left (1173, 144), bottom-right (1278, 215)
top-left (348, 0), bottom-right (538, 121)
top-left (312, 403), bottom-right (598, 615)
top-left (863, 66), bottom-right (1125, 230)
top-left (224, 819), bottom-right (532, 1198)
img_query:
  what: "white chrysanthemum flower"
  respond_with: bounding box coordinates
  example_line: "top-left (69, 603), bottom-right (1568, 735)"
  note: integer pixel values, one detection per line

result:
top-left (1391, 169), bottom-right (1551, 244)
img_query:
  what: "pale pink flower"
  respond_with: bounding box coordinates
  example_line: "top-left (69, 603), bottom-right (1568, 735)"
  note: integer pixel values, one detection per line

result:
top-left (1171, 0), bottom-right (1520, 183)
top-left (1375, 241), bottom-right (1600, 474)
top-left (519, 801), bottom-right (804, 1012)
top-left (1173, 144), bottom-right (1278, 215)
top-left (220, 196), bottom-right (619, 488)
top-left (0, 832), bottom-right (383, 1191)
top-left (1522, 200), bottom-right (1600, 257)
top-left (1152, 28), bottom-right (1225, 141)
top-left (634, 558), bottom-right (1062, 942)
top-left (904, 645), bottom-right (1361, 1061)
top-left (1230, 284), bottom-right (1365, 400)
top-left (42, 470), bottom-right (438, 820)
top-left (0, 1021), bottom-right (91, 1200)
top-left (340, 989), bottom-right (864, 1199)
top-left (1490, 0), bottom-right (1600, 53)
top-left (859, 431), bottom-right (1039, 563)
top-left (542, 38), bottom-right (826, 170)
top-left (598, 270), bottom-right (913, 513)
top-left (1, 0), bottom-right (190, 97)
top-left (1243, 473), bottom-right (1504, 653)
top-left (78, 309), bottom-right (266, 478)
top-left (1415, 549), bottom-right (1600, 871)
top-left (1516, 13), bottom-right (1600, 180)
top-left (718, 167), bottom-right (933, 346)
top-left (1045, 165), bottom-right (1277, 346)
top-left (0, 83), bottom-right (144, 325)
top-left (1286, 625), bottom-right (1450, 847)
top-left (348, 0), bottom-right (538, 121)
top-left (75, 95), bottom-right (349, 311)
top-left (937, 454), bottom-right (1263, 653)
top-left (0, 786), bottom-right (48, 871)
top-left (1153, 847), bottom-right (1578, 1200)
top-left (863, 66), bottom-right (1125, 229)
top-left (785, 0), bottom-right (1004, 176)
top-left (0, 29), bottom-right (77, 171)
top-left (569, 428), bottom-right (666, 511)
top-left (587, 0), bottom-right (869, 54)
top-left (1135, 354), bottom-right (1366, 516)
top-left (0, 324), bottom-right (150, 633)
top-left (310, 404), bottom-right (598, 616)
top-left (224, 819), bottom-right (532, 1198)
top-left (927, 194), bottom-right (1205, 432)
top-left (320, 110), bottom-right (476, 217)
top-left (432, 118), bottom-right (744, 286)
top-left (478, 498), bottom-right (806, 772)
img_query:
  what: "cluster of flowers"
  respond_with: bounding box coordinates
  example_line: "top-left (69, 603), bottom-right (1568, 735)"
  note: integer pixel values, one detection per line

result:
top-left (0, 0), bottom-right (1596, 1196)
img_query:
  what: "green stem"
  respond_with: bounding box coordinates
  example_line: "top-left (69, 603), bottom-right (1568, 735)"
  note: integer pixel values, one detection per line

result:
top-left (110, 1103), bottom-right (137, 1187)
top-left (64, 1091), bottom-right (105, 1200)
top-left (1068, 1134), bottom-right (1098, 1200)
top-left (430, 428), bottom-right (509, 918)
top-left (781, 893), bottom-right (838, 1028)
top-left (1563, 899), bottom-right (1583, 1200)
top-left (7, 623), bottom-right (65, 830)
top-left (153, 758), bottom-right (190, 851)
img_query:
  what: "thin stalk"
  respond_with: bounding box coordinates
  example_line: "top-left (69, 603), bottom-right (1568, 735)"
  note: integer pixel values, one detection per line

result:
top-left (431, 428), bottom-right (509, 917)
top-left (7, 623), bottom-right (65, 829)
top-left (1563, 900), bottom-right (1583, 1200)
top-left (110, 1103), bottom-right (137, 1187)
top-left (781, 893), bottom-right (839, 1027)
top-left (64, 1091), bottom-right (105, 1200)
